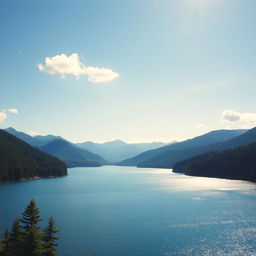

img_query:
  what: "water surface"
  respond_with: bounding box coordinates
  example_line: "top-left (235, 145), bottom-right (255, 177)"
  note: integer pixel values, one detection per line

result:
top-left (1, 166), bottom-right (256, 256)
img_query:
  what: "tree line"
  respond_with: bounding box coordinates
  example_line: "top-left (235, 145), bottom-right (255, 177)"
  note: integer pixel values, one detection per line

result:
top-left (0, 200), bottom-right (59, 256)
top-left (173, 142), bottom-right (256, 182)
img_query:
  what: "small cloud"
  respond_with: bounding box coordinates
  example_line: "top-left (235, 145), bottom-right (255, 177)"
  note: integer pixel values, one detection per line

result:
top-left (221, 110), bottom-right (241, 122)
top-left (28, 131), bottom-right (41, 136)
top-left (196, 123), bottom-right (206, 130)
top-left (221, 110), bottom-right (256, 126)
top-left (38, 53), bottom-right (119, 83)
top-left (6, 108), bottom-right (18, 114)
top-left (0, 112), bottom-right (7, 123)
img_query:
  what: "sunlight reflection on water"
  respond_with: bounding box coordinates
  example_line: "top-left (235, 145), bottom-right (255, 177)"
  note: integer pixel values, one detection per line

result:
top-left (146, 168), bottom-right (256, 195)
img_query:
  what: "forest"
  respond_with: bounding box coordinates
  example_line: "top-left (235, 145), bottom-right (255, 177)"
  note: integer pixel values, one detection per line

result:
top-left (0, 130), bottom-right (67, 182)
top-left (173, 142), bottom-right (256, 182)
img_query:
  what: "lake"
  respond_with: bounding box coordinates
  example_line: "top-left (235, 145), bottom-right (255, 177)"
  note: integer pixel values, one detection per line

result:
top-left (1, 166), bottom-right (256, 256)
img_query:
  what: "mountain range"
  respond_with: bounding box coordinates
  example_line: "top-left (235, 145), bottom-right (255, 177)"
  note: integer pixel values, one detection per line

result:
top-left (118, 129), bottom-right (246, 167)
top-left (137, 128), bottom-right (256, 168)
top-left (5, 128), bottom-right (173, 165)
top-left (76, 140), bottom-right (171, 162)
top-left (3, 126), bottom-right (256, 182)
top-left (5, 127), bottom-right (65, 147)
top-left (38, 139), bottom-right (107, 167)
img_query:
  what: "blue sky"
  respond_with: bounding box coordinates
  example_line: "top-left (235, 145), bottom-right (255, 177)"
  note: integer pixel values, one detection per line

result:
top-left (1, 0), bottom-right (256, 143)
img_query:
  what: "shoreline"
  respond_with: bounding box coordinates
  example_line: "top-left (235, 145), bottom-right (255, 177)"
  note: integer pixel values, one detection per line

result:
top-left (19, 174), bottom-right (68, 182)
top-left (0, 174), bottom-right (68, 184)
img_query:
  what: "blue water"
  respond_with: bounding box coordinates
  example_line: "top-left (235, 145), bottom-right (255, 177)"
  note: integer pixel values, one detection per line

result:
top-left (1, 166), bottom-right (256, 256)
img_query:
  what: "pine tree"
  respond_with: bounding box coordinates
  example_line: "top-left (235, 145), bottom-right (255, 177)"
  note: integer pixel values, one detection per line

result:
top-left (6, 219), bottom-right (24, 256)
top-left (21, 199), bottom-right (42, 231)
top-left (20, 199), bottom-right (44, 256)
top-left (43, 217), bottom-right (59, 256)
top-left (1, 200), bottom-right (61, 256)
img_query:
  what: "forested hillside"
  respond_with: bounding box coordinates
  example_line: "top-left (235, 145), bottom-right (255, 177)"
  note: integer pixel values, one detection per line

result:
top-left (0, 130), bottom-right (67, 181)
top-left (173, 143), bottom-right (256, 182)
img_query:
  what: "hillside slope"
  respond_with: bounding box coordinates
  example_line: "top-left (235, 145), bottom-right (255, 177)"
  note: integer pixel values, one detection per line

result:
top-left (5, 127), bottom-right (66, 147)
top-left (173, 143), bottom-right (256, 182)
top-left (0, 130), bottom-right (67, 181)
top-left (39, 139), bottom-right (107, 167)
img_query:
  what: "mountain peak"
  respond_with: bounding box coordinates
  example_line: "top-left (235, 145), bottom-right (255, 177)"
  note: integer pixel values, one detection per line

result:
top-left (6, 127), bottom-right (17, 132)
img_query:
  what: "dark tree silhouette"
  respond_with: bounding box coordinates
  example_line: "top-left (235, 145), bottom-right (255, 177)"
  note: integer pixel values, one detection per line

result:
top-left (43, 217), bottom-right (59, 256)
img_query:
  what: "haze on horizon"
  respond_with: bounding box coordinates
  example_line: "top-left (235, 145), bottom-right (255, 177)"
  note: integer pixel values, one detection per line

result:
top-left (1, 0), bottom-right (256, 143)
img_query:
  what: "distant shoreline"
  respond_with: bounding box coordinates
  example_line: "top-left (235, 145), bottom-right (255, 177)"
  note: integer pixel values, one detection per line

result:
top-left (0, 174), bottom-right (68, 184)
top-left (19, 174), bottom-right (68, 182)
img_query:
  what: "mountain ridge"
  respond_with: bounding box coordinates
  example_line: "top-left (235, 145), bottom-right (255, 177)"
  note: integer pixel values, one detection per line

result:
top-left (76, 140), bottom-right (173, 162)
top-left (138, 127), bottom-right (256, 168)
top-left (118, 129), bottom-right (246, 166)
top-left (39, 139), bottom-right (108, 167)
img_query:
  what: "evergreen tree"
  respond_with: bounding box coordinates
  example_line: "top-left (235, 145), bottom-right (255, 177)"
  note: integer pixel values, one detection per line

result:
top-left (20, 199), bottom-right (44, 256)
top-left (0, 200), bottom-right (60, 256)
top-left (6, 219), bottom-right (24, 256)
top-left (21, 199), bottom-right (42, 231)
top-left (43, 217), bottom-right (59, 256)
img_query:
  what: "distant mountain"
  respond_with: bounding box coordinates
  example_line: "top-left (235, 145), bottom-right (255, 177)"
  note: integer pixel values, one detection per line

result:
top-left (76, 140), bottom-right (170, 162)
top-left (5, 127), bottom-right (42, 146)
top-left (173, 142), bottom-right (256, 182)
top-left (39, 139), bottom-right (107, 168)
top-left (34, 134), bottom-right (66, 143)
top-left (118, 129), bottom-right (246, 166)
top-left (5, 127), bottom-right (66, 147)
top-left (0, 129), bottom-right (67, 182)
top-left (138, 127), bottom-right (256, 168)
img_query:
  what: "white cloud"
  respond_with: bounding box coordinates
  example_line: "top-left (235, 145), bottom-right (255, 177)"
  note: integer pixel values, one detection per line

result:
top-left (85, 66), bottom-right (119, 83)
top-left (221, 110), bottom-right (256, 125)
top-left (0, 108), bottom-right (18, 123)
top-left (38, 53), bottom-right (119, 83)
top-left (6, 108), bottom-right (18, 114)
top-left (0, 112), bottom-right (7, 123)
top-left (221, 110), bottom-right (241, 122)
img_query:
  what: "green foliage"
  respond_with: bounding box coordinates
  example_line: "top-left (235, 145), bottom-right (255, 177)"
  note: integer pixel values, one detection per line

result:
top-left (0, 130), bottom-right (67, 182)
top-left (20, 200), bottom-right (44, 256)
top-left (21, 199), bottom-right (42, 231)
top-left (4, 219), bottom-right (24, 256)
top-left (0, 200), bottom-right (60, 256)
top-left (43, 217), bottom-right (59, 256)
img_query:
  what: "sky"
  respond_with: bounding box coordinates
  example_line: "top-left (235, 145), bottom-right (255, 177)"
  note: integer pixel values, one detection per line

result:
top-left (1, 0), bottom-right (256, 143)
